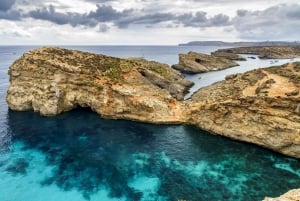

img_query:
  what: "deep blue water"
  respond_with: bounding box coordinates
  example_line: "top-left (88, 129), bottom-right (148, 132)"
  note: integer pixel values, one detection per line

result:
top-left (0, 46), bottom-right (300, 201)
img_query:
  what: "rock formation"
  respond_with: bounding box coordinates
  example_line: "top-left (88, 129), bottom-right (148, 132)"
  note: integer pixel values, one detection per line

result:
top-left (211, 51), bottom-right (246, 61)
top-left (6, 47), bottom-right (193, 123)
top-left (171, 51), bottom-right (239, 74)
top-left (263, 189), bottom-right (300, 201)
top-left (6, 47), bottom-right (300, 159)
top-left (217, 46), bottom-right (300, 59)
top-left (186, 62), bottom-right (300, 158)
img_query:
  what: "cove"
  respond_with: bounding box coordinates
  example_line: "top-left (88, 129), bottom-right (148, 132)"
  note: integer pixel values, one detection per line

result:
top-left (1, 108), bottom-right (300, 201)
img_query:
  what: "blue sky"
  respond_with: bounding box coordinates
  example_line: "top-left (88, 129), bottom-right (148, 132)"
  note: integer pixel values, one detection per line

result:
top-left (0, 0), bottom-right (300, 45)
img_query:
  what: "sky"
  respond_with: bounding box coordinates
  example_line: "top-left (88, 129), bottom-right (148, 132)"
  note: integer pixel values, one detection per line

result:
top-left (0, 0), bottom-right (300, 45)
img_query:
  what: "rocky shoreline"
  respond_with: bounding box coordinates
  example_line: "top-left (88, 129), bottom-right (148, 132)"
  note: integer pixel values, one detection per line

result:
top-left (6, 47), bottom-right (300, 201)
top-left (216, 46), bottom-right (300, 59)
top-left (6, 47), bottom-right (195, 124)
top-left (263, 189), bottom-right (300, 201)
top-left (187, 63), bottom-right (300, 158)
top-left (6, 47), bottom-right (300, 160)
top-left (171, 51), bottom-right (239, 74)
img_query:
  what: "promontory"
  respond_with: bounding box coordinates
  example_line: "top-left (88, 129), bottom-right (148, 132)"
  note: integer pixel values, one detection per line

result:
top-left (171, 51), bottom-right (239, 74)
top-left (217, 46), bottom-right (300, 59)
top-left (6, 47), bottom-right (300, 159)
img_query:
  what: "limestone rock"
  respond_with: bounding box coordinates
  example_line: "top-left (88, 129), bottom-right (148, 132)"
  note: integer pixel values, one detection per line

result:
top-left (286, 89), bottom-right (299, 96)
top-left (211, 51), bottom-right (246, 61)
top-left (263, 189), bottom-right (300, 201)
top-left (172, 51), bottom-right (239, 74)
top-left (217, 46), bottom-right (300, 59)
top-left (187, 63), bottom-right (300, 158)
top-left (6, 47), bottom-right (300, 159)
top-left (6, 47), bottom-right (192, 123)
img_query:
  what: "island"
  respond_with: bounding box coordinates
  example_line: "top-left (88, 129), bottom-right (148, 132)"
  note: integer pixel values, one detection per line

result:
top-left (171, 51), bottom-right (239, 74)
top-left (179, 40), bottom-right (300, 47)
top-left (6, 47), bottom-right (300, 159)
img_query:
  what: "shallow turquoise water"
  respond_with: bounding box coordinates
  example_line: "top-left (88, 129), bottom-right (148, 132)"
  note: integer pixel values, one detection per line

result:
top-left (0, 46), bottom-right (300, 201)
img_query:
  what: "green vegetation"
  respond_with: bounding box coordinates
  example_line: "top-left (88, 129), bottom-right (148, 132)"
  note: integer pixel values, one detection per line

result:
top-left (265, 66), bottom-right (293, 77)
top-left (96, 85), bottom-right (103, 91)
top-left (38, 47), bottom-right (181, 83)
top-left (105, 68), bottom-right (122, 81)
top-left (241, 70), bottom-right (266, 85)
top-left (45, 47), bottom-right (74, 56)
top-left (209, 104), bottom-right (218, 111)
top-left (265, 64), bottom-right (300, 84)
top-left (294, 62), bottom-right (300, 72)
top-left (129, 58), bottom-right (172, 81)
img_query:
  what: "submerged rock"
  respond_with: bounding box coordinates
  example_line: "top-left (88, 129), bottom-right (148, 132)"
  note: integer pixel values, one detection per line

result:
top-left (172, 51), bottom-right (239, 74)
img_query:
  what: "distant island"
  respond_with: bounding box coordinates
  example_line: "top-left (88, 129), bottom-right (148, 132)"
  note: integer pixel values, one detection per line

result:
top-left (179, 41), bottom-right (300, 46)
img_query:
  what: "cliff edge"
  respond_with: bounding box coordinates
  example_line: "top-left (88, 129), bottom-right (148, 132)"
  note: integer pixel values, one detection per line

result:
top-left (263, 189), bottom-right (300, 201)
top-left (217, 46), bottom-right (300, 59)
top-left (6, 47), bottom-right (193, 123)
top-left (187, 62), bottom-right (300, 158)
top-left (172, 51), bottom-right (239, 74)
top-left (6, 47), bottom-right (300, 159)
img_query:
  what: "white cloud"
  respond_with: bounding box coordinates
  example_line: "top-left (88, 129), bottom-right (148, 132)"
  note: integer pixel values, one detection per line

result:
top-left (0, 0), bottom-right (299, 44)
top-left (233, 3), bottom-right (300, 40)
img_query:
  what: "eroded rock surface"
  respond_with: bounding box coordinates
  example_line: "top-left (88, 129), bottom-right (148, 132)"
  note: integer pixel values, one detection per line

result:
top-left (172, 51), bottom-right (239, 74)
top-left (6, 47), bottom-right (300, 159)
top-left (218, 46), bottom-right (300, 59)
top-left (6, 47), bottom-right (193, 123)
top-left (187, 62), bottom-right (300, 158)
top-left (211, 51), bottom-right (246, 61)
top-left (263, 189), bottom-right (300, 201)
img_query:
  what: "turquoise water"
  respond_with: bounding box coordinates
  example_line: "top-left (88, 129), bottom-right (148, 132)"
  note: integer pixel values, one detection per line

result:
top-left (1, 46), bottom-right (300, 201)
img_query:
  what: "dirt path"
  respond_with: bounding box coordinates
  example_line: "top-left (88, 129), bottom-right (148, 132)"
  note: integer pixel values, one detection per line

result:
top-left (243, 64), bottom-right (300, 98)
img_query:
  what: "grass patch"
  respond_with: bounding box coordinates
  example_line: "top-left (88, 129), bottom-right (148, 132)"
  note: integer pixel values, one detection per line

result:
top-left (294, 62), bottom-right (300, 72)
top-left (265, 65), bottom-right (300, 84)
top-left (105, 68), bottom-right (122, 81)
top-left (96, 85), bottom-right (103, 91)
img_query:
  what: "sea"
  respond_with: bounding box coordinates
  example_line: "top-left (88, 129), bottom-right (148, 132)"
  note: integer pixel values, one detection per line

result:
top-left (0, 45), bottom-right (300, 201)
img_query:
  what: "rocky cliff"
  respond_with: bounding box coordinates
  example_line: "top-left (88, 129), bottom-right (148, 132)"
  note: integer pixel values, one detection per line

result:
top-left (218, 46), bottom-right (300, 59)
top-left (6, 47), bottom-right (193, 123)
top-left (211, 51), bottom-right (246, 61)
top-left (6, 47), bottom-right (300, 159)
top-left (186, 62), bottom-right (300, 158)
top-left (172, 51), bottom-right (239, 74)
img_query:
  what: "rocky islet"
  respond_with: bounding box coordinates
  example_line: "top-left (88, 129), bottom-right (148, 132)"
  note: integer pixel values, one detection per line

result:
top-left (171, 51), bottom-right (239, 74)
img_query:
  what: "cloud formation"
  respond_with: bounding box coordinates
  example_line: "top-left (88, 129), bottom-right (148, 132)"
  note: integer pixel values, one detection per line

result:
top-left (0, 0), bottom-right (16, 11)
top-left (25, 3), bottom-right (232, 29)
top-left (233, 3), bottom-right (300, 40)
top-left (0, 0), bottom-right (299, 44)
top-left (10, 2), bottom-right (234, 32)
